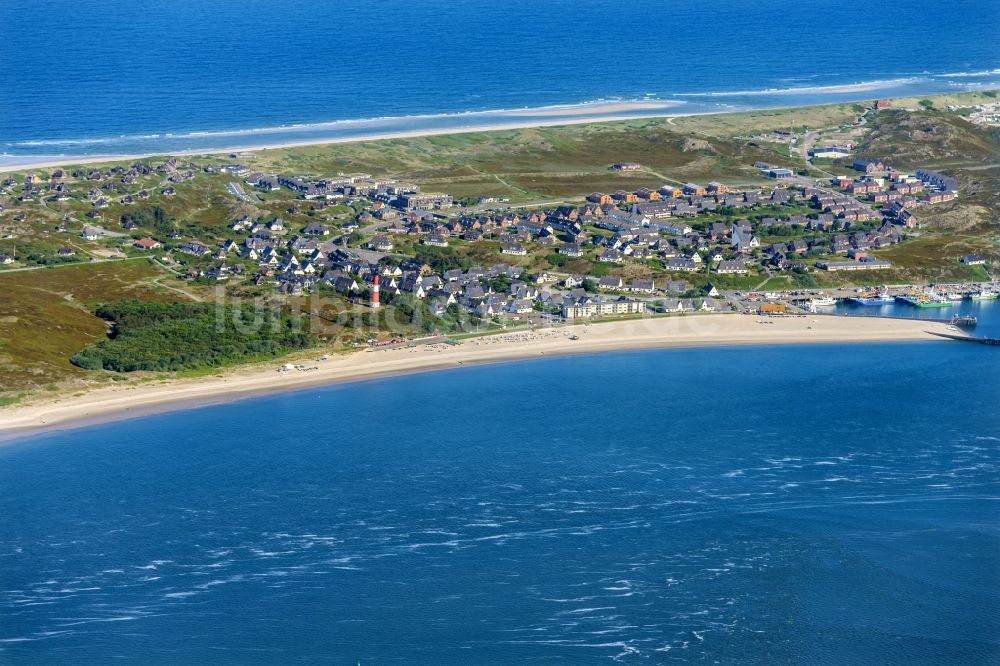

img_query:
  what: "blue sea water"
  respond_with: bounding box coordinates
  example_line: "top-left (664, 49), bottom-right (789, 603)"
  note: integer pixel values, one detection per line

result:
top-left (835, 297), bottom-right (1000, 339)
top-left (2, 3), bottom-right (1000, 658)
top-left (1, 0), bottom-right (999, 161)
top-left (1, 306), bottom-right (999, 663)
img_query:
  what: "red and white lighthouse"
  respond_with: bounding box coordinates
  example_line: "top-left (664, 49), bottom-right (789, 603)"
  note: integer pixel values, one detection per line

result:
top-left (371, 275), bottom-right (380, 309)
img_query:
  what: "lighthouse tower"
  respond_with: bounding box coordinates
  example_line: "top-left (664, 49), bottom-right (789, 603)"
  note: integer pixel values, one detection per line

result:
top-left (371, 275), bottom-right (380, 309)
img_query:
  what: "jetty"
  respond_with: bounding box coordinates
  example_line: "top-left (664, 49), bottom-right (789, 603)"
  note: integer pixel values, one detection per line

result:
top-left (927, 331), bottom-right (1000, 346)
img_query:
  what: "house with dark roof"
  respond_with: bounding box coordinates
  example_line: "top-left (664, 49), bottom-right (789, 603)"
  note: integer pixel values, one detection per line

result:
top-left (716, 259), bottom-right (748, 274)
top-left (598, 275), bottom-right (624, 290)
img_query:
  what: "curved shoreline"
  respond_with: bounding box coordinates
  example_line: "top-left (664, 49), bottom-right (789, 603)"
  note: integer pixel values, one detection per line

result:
top-left (0, 314), bottom-right (952, 443)
top-left (3, 79), bottom-right (998, 173)
top-left (0, 99), bottom-right (687, 173)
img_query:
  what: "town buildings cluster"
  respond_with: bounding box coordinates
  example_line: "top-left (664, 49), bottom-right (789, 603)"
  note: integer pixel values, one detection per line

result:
top-left (0, 147), bottom-right (972, 322)
top-left (945, 101), bottom-right (1000, 126)
top-left (165, 167), bottom-right (919, 318)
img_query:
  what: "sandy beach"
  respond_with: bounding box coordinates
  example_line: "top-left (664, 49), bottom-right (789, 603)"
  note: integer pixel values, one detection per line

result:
top-left (0, 101), bottom-right (688, 174)
top-left (0, 314), bottom-right (950, 441)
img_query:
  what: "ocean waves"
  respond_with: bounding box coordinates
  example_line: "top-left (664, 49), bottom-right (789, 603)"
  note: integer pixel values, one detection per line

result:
top-left (2, 98), bottom-right (683, 149)
top-left (2, 69), bottom-right (998, 166)
top-left (671, 70), bottom-right (1000, 98)
top-left (1, 342), bottom-right (999, 662)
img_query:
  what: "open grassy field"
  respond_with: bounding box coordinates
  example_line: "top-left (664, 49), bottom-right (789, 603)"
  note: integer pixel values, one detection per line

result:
top-left (0, 260), bottom-right (200, 403)
top-left (669, 102), bottom-right (866, 138)
top-left (874, 232), bottom-right (997, 282)
top-left (887, 90), bottom-right (999, 111)
top-left (243, 119), bottom-right (784, 201)
top-left (858, 108), bottom-right (1000, 173)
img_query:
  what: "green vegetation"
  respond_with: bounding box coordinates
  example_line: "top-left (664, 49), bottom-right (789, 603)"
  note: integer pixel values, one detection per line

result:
top-left (486, 274), bottom-right (512, 293)
top-left (121, 205), bottom-right (174, 236)
top-left (859, 106), bottom-right (1000, 174)
top-left (244, 117), bottom-right (781, 201)
top-left (70, 300), bottom-right (314, 372)
top-left (413, 246), bottom-right (472, 273)
top-left (852, 100), bottom-right (1000, 276)
top-left (0, 393), bottom-right (27, 408)
top-left (0, 260), bottom-right (193, 400)
top-left (874, 233), bottom-right (998, 283)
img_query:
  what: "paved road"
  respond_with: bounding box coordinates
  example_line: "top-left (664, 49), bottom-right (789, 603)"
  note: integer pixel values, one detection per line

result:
top-left (227, 182), bottom-right (252, 203)
top-left (87, 225), bottom-right (129, 239)
top-left (338, 246), bottom-right (386, 263)
top-left (358, 220), bottom-right (389, 235)
top-left (461, 197), bottom-right (582, 213)
top-left (798, 131), bottom-right (819, 160)
top-left (0, 255), bottom-right (149, 274)
top-left (798, 131), bottom-right (841, 178)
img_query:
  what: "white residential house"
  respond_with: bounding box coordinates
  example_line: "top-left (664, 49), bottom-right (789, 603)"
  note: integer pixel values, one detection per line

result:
top-left (368, 235), bottom-right (394, 252)
top-left (501, 242), bottom-right (527, 256)
top-left (506, 299), bottom-right (534, 315)
top-left (732, 226), bottom-right (760, 252)
top-left (629, 279), bottom-right (655, 294)
top-left (598, 275), bottom-right (624, 290)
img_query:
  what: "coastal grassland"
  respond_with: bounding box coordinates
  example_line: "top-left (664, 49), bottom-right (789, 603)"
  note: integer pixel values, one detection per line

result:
top-left (245, 119), bottom-right (783, 201)
top-left (857, 106), bottom-right (1000, 171)
top-left (781, 244), bottom-right (994, 290)
top-left (874, 232), bottom-right (997, 282)
top-left (155, 177), bottom-right (233, 231)
top-left (847, 97), bottom-right (1000, 277)
top-left (0, 260), bottom-right (200, 400)
top-left (667, 90), bottom-right (1000, 141)
top-left (669, 102), bottom-right (866, 138)
top-left (887, 90), bottom-right (999, 112)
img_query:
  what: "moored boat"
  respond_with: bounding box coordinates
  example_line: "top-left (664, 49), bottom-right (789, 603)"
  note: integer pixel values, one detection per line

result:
top-left (849, 289), bottom-right (895, 306)
top-left (896, 294), bottom-right (952, 308)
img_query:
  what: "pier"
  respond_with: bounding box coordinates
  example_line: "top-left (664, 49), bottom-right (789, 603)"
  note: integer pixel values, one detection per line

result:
top-left (927, 331), bottom-right (1000, 346)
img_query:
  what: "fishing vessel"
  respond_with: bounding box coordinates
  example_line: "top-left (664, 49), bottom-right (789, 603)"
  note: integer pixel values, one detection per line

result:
top-left (848, 289), bottom-right (895, 306)
top-left (810, 296), bottom-right (837, 307)
top-left (896, 293), bottom-right (952, 308)
top-left (968, 289), bottom-right (997, 301)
